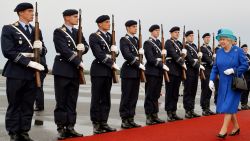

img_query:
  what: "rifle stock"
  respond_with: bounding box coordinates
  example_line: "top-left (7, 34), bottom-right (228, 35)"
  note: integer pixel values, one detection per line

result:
top-left (161, 24), bottom-right (170, 82)
top-left (212, 33), bottom-right (215, 61)
top-left (77, 9), bottom-right (86, 85)
top-left (111, 15), bottom-right (119, 83)
top-left (34, 2), bottom-right (41, 88)
top-left (138, 20), bottom-right (146, 82)
top-left (181, 25), bottom-right (186, 80)
top-left (198, 30), bottom-right (206, 80)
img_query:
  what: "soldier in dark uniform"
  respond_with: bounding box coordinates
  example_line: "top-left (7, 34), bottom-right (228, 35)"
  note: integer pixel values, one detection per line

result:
top-left (119, 20), bottom-right (144, 129)
top-left (241, 44), bottom-right (250, 110)
top-left (89, 15), bottom-right (119, 134)
top-left (52, 9), bottom-right (89, 139)
top-left (165, 26), bottom-right (186, 121)
top-left (183, 30), bottom-right (205, 119)
top-left (200, 33), bottom-right (216, 116)
top-left (1, 3), bottom-right (46, 141)
top-left (213, 44), bottom-right (221, 105)
top-left (143, 24), bottom-right (166, 125)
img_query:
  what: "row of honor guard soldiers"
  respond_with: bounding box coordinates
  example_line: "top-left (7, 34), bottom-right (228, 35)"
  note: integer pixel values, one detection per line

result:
top-left (2, 2), bottom-right (250, 141)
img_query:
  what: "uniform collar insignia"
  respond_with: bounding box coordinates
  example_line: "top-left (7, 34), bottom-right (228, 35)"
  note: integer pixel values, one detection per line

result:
top-left (125, 35), bottom-right (130, 39)
top-left (96, 31), bottom-right (101, 35)
top-left (61, 27), bottom-right (66, 32)
top-left (13, 21), bottom-right (19, 26)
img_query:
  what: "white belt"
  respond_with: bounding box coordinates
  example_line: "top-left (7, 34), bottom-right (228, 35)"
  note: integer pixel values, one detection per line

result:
top-left (194, 59), bottom-right (198, 62)
top-left (21, 53), bottom-right (34, 58)
top-left (201, 62), bottom-right (207, 65)
top-left (57, 51), bottom-right (77, 56)
top-left (166, 57), bottom-right (172, 60)
top-left (156, 58), bottom-right (162, 61)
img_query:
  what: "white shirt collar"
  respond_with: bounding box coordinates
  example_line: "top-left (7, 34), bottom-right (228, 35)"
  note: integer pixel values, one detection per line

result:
top-left (99, 29), bottom-right (107, 35)
top-left (19, 20), bottom-right (31, 31)
top-left (150, 36), bottom-right (157, 41)
top-left (127, 33), bottom-right (134, 38)
top-left (64, 24), bottom-right (73, 33)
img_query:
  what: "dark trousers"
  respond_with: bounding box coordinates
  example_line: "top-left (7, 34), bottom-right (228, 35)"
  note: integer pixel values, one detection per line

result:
top-left (90, 76), bottom-right (112, 123)
top-left (54, 75), bottom-right (79, 127)
top-left (35, 73), bottom-right (46, 109)
top-left (200, 68), bottom-right (212, 110)
top-left (144, 75), bottom-right (163, 115)
top-left (5, 78), bottom-right (36, 134)
top-left (183, 69), bottom-right (199, 111)
top-left (165, 75), bottom-right (182, 112)
top-left (241, 80), bottom-right (250, 105)
top-left (119, 78), bottom-right (140, 119)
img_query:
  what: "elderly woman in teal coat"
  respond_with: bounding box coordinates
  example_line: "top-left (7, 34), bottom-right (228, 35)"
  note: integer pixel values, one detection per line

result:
top-left (209, 29), bottom-right (248, 138)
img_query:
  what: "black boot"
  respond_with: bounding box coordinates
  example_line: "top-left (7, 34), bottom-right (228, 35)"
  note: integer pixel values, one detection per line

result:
top-left (202, 109), bottom-right (211, 116)
top-left (241, 104), bottom-right (250, 110)
top-left (19, 132), bottom-right (33, 141)
top-left (9, 133), bottom-right (19, 141)
top-left (57, 126), bottom-right (67, 140)
top-left (185, 111), bottom-right (193, 119)
top-left (128, 118), bottom-right (141, 128)
top-left (66, 126), bottom-right (83, 138)
top-left (100, 122), bottom-right (116, 132)
top-left (146, 115), bottom-right (157, 125)
top-left (208, 109), bottom-right (216, 115)
top-left (171, 111), bottom-right (183, 120)
top-left (93, 122), bottom-right (105, 134)
top-left (167, 111), bottom-right (176, 122)
top-left (191, 110), bottom-right (201, 118)
top-left (152, 114), bottom-right (165, 124)
top-left (121, 118), bottom-right (133, 129)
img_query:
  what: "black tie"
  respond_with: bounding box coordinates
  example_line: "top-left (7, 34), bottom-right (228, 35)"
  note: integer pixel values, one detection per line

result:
top-left (106, 33), bottom-right (110, 41)
top-left (25, 25), bottom-right (31, 37)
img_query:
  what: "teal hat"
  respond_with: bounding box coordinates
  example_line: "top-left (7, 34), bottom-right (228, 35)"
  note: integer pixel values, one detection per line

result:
top-left (216, 28), bottom-right (237, 41)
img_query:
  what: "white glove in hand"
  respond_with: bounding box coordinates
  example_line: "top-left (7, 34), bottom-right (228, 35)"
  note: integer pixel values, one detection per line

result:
top-left (139, 48), bottom-right (144, 55)
top-left (224, 68), bottom-right (234, 75)
top-left (161, 49), bottom-right (167, 55)
top-left (76, 43), bottom-right (85, 51)
top-left (111, 45), bottom-right (119, 54)
top-left (198, 52), bottom-right (203, 58)
top-left (182, 63), bottom-right (187, 70)
top-left (112, 63), bottom-right (120, 71)
top-left (28, 61), bottom-right (44, 71)
top-left (139, 63), bottom-right (145, 71)
top-left (79, 62), bottom-right (84, 69)
top-left (199, 65), bottom-right (205, 71)
top-left (209, 80), bottom-right (215, 92)
top-left (213, 54), bottom-right (216, 58)
top-left (163, 64), bottom-right (169, 71)
top-left (181, 49), bottom-right (187, 57)
top-left (33, 40), bottom-right (42, 50)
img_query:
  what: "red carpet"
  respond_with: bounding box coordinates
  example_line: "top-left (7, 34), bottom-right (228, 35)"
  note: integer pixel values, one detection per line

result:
top-left (65, 110), bottom-right (250, 141)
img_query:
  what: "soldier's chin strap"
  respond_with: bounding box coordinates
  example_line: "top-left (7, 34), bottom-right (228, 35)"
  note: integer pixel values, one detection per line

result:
top-left (10, 24), bottom-right (33, 49)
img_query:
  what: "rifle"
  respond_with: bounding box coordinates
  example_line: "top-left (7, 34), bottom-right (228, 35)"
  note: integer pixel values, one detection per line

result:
top-left (239, 37), bottom-right (241, 47)
top-left (198, 30), bottom-right (206, 80)
top-left (77, 9), bottom-right (86, 85)
top-left (138, 20), bottom-right (146, 82)
top-left (161, 24), bottom-right (170, 82)
top-left (212, 33), bottom-right (215, 61)
top-left (34, 2), bottom-right (41, 88)
top-left (111, 15), bottom-right (119, 83)
top-left (181, 25), bottom-right (187, 80)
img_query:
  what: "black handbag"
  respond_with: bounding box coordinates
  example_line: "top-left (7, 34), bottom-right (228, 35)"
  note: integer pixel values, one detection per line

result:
top-left (232, 72), bottom-right (248, 91)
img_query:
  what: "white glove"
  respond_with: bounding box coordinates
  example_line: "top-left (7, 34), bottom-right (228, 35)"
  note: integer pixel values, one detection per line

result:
top-left (209, 80), bottom-right (215, 92)
top-left (135, 57), bottom-right (139, 60)
top-left (182, 63), bottom-right (187, 70)
top-left (198, 52), bottom-right (203, 58)
top-left (181, 49), bottom-right (187, 56)
top-left (213, 54), bottom-right (216, 58)
top-left (33, 40), bottom-right (42, 50)
top-left (79, 62), bottom-right (84, 69)
top-left (163, 64), bottom-right (169, 71)
top-left (28, 61), bottom-right (44, 71)
top-left (112, 63), bottom-right (120, 71)
top-left (224, 68), bottom-right (234, 75)
top-left (199, 65), bottom-right (205, 71)
top-left (161, 49), bottom-right (167, 55)
top-left (139, 64), bottom-right (145, 71)
top-left (111, 45), bottom-right (119, 54)
top-left (139, 48), bottom-right (144, 55)
top-left (248, 66), bottom-right (250, 70)
top-left (76, 43), bottom-right (85, 51)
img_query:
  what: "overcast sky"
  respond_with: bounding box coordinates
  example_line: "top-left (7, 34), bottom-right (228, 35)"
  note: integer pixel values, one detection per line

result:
top-left (0, 0), bottom-right (249, 69)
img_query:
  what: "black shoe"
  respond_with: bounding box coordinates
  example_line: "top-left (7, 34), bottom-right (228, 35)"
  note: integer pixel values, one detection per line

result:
top-left (208, 109), bottom-right (216, 115)
top-left (241, 104), bottom-right (250, 110)
top-left (19, 132), bottom-right (33, 141)
top-left (10, 134), bottom-right (20, 141)
top-left (100, 122), bottom-right (116, 132)
top-left (167, 112), bottom-right (176, 122)
top-left (185, 111), bottom-right (193, 119)
top-left (171, 112), bottom-right (183, 121)
top-left (93, 122), bottom-right (105, 134)
top-left (121, 119), bottom-right (133, 129)
top-left (217, 133), bottom-right (227, 139)
top-left (57, 127), bottom-right (67, 140)
top-left (128, 118), bottom-right (141, 128)
top-left (191, 110), bottom-right (201, 118)
top-left (34, 107), bottom-right (44, 112)
top-left (66, 126), bottom-right (83, 138)
top-left (229, 128), bottom-right (240, 136)
top-left (152, 114), bottom-right (165, 124)
top-left (202, 110), bottom-right (211, 116)
top-left (146, 115), bottom-right (158, 125)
